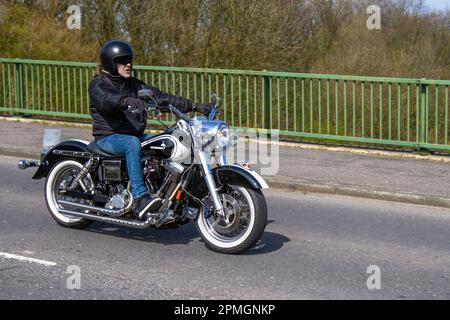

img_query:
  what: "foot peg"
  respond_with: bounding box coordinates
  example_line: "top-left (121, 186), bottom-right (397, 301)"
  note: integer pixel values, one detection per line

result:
top-left (138, 198), bottom-right (163, 219)
top-left (154, 209), bottom-right (175, 228)
top-left (132, 195), bottom-right (163, 220)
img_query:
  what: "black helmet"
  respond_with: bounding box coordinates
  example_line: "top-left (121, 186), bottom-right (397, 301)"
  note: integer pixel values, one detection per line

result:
top-left (99, 40), bottom-right (134, 75)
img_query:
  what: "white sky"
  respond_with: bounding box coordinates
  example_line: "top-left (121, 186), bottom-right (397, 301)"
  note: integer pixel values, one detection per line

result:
top-left (426, 0), bottom-right (450, 11)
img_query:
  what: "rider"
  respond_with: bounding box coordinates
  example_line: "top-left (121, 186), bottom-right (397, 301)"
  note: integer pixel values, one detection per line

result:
top-left (88, 40), bottom-right (211, 219)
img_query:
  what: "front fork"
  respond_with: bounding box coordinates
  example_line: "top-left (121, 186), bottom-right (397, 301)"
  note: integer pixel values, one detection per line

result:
top-left (198, 150), bottom-right (225, 217)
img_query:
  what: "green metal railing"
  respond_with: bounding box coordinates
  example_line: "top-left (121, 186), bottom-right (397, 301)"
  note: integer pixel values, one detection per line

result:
top-left (1, 58), bottom-right (449, 151)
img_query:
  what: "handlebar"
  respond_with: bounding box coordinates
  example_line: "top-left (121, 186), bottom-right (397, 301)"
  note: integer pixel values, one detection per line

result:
top-left (139, 89), bottom-right (220, 122)
top-left (145, 100), bottom-right (217, 123)
top-left (145, 100), bottom-right (190, 122)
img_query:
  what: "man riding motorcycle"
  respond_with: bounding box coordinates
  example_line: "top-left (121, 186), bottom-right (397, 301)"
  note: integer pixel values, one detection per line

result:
top-left (89, 40), bottom-right (212, 219)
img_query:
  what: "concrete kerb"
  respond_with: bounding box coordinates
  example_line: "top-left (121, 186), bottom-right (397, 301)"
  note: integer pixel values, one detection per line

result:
top-left (2, 116), bottom-right (450, 210)
top-left (265, 177), bottom-right (450, 210)
top-left (245, 139), bottom-right (450, 164)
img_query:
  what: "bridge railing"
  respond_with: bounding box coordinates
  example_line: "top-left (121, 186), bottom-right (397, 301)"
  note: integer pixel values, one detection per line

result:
top-left (1, 58), bottom-right (449, 151)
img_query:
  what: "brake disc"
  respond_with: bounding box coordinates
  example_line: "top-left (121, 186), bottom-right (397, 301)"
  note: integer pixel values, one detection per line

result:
top-left (210, 193), bottom-right (242, 233)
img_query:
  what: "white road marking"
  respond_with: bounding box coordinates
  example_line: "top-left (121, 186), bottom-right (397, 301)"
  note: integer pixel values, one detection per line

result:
top-left (0, 252), bottom-right (57, 267)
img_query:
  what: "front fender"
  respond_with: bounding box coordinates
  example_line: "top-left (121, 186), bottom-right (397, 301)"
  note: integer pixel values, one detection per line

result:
top-left (32, 139), bottom-right (90, 179)
top-left (213, 165), bottom-right (269, 190)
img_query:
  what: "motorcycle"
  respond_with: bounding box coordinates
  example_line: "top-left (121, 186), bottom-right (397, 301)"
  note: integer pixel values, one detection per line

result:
top-left (18, 90), bottom-right (269, 254)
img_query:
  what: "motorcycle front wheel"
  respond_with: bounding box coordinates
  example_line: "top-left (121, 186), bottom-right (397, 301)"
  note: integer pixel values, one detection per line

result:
top-left (195, 185), bottom-right (267, 254)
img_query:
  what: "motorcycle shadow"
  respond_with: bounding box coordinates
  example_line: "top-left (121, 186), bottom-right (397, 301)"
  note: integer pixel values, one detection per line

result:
top-left (243, 220), bottom-right (291, 255)
top-left (83, 219), bottom-right (289, 254)
top-left (243, 232), bottom-right (290, 255)
top-left (84, 222), bottom-right (199, 246)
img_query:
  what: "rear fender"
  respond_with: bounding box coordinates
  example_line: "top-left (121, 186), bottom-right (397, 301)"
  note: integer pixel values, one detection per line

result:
top-left (32, 140), bottom-right (90, 179)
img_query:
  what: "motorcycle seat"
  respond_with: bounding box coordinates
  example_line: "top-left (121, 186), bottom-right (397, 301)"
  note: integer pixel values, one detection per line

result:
top-left (87, 141), bottom-right (117, 157)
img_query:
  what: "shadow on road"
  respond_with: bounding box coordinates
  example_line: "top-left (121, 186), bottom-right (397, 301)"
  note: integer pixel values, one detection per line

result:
top-left (243, 231), bottom-right (290, 255)
top-left (84, 221), bottom-right (199, 246)
top-left (82, 219), bottom-right (289, 255)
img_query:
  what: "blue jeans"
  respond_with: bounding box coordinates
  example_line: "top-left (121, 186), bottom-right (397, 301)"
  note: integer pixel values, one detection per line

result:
top-left (96, 133), bottom-right (153, 199)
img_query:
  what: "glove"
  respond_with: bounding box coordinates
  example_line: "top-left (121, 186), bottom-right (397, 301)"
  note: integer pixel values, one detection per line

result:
top-left (123, 97), bottom-right (146, 114)
top-left (193, 103), bottom-right (213, 115)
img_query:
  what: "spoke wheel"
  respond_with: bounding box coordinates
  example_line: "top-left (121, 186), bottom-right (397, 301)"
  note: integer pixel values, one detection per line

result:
top-left (45, 160), bottom-right (94, 229)
top-left (196, 185), bottom-right (267, 254)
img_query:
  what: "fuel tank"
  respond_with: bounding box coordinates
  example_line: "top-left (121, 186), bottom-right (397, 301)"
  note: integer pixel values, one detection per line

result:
top-left (141, 134), bottom-right (190, 162)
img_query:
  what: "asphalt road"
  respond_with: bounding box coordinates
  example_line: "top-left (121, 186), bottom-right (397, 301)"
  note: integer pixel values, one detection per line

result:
top-left (1, 155), bottom-right (450, 300)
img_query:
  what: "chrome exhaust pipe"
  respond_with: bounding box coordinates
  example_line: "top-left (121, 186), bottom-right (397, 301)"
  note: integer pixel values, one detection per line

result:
top-left (58, 200), bottom-right (126, 216)
top-left (57, 199), bottom-right (160, 229)
top-left (18, 160), bottom-right (40, 170)
top-left (57, 208), bottom-right (156, 229)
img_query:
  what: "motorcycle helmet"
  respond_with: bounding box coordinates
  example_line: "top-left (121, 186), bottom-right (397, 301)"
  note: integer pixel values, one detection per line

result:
top-left (99, 40), bottom-right (134, 75)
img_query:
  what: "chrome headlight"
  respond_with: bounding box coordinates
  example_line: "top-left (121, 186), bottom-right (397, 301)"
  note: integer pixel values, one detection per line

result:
top-left (191, 119), bottom-right (234, 150)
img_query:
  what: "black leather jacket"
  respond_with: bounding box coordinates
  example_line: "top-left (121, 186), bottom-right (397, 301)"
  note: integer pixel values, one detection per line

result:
top-left (88, 73), bottom-right (194, 140)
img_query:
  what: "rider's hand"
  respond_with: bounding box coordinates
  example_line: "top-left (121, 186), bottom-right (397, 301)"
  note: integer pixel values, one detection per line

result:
top-left (123, 97), bottom-right (147, 114)
top-left (193, 103), bottom-right (213, 115)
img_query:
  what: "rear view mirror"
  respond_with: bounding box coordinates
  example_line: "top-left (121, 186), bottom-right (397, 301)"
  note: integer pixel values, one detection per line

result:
top-left (138, 88), bottom-right (155, 101)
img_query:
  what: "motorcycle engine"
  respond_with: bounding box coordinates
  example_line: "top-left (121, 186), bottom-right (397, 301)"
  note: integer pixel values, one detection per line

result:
top-left (105, 194), bottom-right (127, 210)
top-left (104, 183), bottom-right (130, 212)
top-left (142, 160), bottom-right (164, 194)
top-left (143, 160), bottom-right (162, 180)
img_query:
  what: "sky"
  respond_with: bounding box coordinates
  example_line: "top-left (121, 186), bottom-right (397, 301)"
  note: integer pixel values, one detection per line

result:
top-left (426, 0), bottom-right (450, 11)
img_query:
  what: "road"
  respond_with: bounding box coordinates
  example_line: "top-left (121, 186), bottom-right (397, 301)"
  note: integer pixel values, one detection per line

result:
top-left (1, 155), bottom-right (450, 300)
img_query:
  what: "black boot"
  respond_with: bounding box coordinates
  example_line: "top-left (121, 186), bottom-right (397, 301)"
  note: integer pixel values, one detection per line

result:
top-left (132, 194), bottom-right (162, 220)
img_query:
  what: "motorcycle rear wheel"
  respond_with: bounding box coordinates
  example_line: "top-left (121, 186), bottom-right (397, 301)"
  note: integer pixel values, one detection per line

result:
top-left (195, 185), bottom-right (267, 254)
top-left (45, 159), bottom-right (94, 229)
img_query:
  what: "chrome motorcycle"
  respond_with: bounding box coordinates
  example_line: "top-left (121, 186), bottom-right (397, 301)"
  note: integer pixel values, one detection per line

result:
top-left (18, 91), bottom-right (268, 254)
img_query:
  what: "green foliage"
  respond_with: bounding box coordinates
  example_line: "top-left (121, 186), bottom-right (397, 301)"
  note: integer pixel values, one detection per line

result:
top-left (0, 0), bottom-right (449, 79)
top-left (0, 0), bottom-right (96, 61)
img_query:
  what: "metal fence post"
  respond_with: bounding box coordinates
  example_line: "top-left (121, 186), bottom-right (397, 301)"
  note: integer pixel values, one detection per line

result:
top-left (13, 62), bottom-right (19, 116)
top-left (13, 61), bottom-right (25, 116)
top-left (263, 71), bottom-right (271, 131)
top-left (420, 78), bottom-right (428, 145)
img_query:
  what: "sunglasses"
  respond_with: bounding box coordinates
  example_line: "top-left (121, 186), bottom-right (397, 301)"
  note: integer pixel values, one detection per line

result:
top-left (115, 56), bottom-right (133, 65)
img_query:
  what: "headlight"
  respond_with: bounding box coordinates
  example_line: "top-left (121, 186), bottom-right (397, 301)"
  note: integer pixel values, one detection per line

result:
top-left (192, 120), bottom-right (233, 150)
top-left (216, 124), bottom-right (230, 147)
